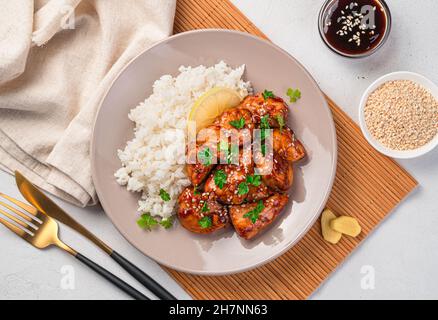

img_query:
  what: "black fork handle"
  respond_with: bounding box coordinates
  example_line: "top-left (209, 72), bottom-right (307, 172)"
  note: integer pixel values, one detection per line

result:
top-left (110, 251), bottom-right (177, 300)
top-left (76, 253), bottom-right (149, 300)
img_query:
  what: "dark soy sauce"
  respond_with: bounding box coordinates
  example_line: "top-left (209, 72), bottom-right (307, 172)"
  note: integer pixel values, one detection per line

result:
top-left (321, 0), bottom-right (388, 56)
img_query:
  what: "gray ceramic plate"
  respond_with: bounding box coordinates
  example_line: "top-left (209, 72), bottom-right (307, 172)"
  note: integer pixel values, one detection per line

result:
top-left (91, 30), bottom-right (337, 275)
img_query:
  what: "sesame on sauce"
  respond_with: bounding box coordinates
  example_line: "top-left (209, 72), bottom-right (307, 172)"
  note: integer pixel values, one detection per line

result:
top-left (320, 0), bottom-right (389, 56)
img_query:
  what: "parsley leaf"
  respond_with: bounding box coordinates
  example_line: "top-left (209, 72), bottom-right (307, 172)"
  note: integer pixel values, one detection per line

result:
top-left (229, 117), bottom-right (246, 129)
top-left (262, 90), bottom-right (275, 100)
top-left (261, 115), bottom-right (270, 130)
top-left (244, 200), bottom-right (265, 224)
top-left (198, 216), bottom-right (212, 229)
top-left (261, 144), bottom-right (267, 157)
top-left (202, 202), bottom-right (209, 213)
top-left (198, 147), bottom-right (213, 166)
top-left (247, 175), bottom-right (262, 187)
top-left (214, 170), bottom-right (227, 189)
top-left (160, 217), bottom-right (174, 229)
top-left (276, 115), bottom-right (285, 132)
top-left (137, 213), bottom-right (158, 231)
top-left (260, 115), bottom-right (271, 140)
top-left (261, 129), bottom-right (269, 140)
top-left (287, 88), bottom-right (301, 103)
top-left (159, 189), bottom-right (171, 202)
top-left (193, 186), bottom-right (201, 195)
top-left (238, 182), bottom-right (249, 195)
top-left (259, 116), bottom-right (271, 156)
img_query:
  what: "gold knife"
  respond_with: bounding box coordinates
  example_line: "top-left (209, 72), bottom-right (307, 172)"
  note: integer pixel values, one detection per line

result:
top-left (15, 171), bottom-right (176, 300)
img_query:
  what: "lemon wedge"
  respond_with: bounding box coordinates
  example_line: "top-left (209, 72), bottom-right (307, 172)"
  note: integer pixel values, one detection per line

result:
top-left (188, 87), bottom-right (243, 132)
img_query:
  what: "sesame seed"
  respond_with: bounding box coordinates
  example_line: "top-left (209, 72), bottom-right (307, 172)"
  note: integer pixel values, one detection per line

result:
top-left (364, 80), bottom-right (438, 151)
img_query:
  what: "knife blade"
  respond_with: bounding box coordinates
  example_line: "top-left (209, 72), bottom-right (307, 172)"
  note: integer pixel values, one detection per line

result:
top-left (15, 171), bottom-right (112, 254)
top-left (14, 170), bottom-right (177, 300)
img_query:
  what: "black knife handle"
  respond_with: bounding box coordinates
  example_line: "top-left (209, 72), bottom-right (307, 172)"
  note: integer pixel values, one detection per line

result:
top-left (110, 251), bottom-right (177, 300)
top-left (75, 253), bottom-right (149, 300)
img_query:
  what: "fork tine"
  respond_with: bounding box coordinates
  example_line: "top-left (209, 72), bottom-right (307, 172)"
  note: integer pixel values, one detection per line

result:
top-left (0, 207), bottom-right (34, 229)
top-left (0, 199), bottom-right (35, 223)
top-left (0, 193), bottom-right (39, 216)
top-left (0, 214), bottom-right (27, 237)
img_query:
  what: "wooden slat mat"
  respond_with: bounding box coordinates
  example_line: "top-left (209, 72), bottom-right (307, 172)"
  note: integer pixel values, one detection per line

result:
top-left (167, 0), bottom-right (418, 300)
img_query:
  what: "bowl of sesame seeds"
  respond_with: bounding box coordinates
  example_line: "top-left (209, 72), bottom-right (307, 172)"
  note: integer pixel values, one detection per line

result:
top-left (359, 71), bottom-right (438, 159)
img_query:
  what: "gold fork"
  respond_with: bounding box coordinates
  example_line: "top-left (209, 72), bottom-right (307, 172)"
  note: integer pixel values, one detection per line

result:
top-left (0, 193), bottom-right (149, 300)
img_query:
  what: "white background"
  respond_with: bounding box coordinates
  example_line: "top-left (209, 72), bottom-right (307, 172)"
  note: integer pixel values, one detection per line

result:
top-left (0, 0), bottom-right (437, 300)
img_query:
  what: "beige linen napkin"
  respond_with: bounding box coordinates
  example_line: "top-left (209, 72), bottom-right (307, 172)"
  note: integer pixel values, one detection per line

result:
top-left (0, 0), bottom-right (176, 206)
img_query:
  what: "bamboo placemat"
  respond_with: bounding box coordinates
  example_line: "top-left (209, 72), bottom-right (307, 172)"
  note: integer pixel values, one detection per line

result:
top-left (167, 0), bottom-right (418, 300)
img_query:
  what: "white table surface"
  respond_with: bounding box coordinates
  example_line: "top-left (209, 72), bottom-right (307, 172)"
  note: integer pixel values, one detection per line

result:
top-left (1, 0), bottom-right (437, 300)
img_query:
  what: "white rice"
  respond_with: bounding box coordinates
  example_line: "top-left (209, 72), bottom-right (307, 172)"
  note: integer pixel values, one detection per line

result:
top-left (115, 61), bottom-right (252, 220)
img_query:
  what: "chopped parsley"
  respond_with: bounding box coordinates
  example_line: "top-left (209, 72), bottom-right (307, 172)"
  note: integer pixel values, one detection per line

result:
top-left (262, 90), bottom-right (275, 100)
top-left (260, 115), bottom-right (271, 130)
top-left (238, 182), bottom-right (249, 195)
top-left (198, 216), bottom-right (212, 229)
top-left (137, 213), bottom-right (158, 231)
top-left (202, 202), bottom-right (209, 213)
top-left (159, 189), bottom-right (171, 202)
top-left (214, 169), bottom-right (227, 189)
top-left (276, 115), bottom-right (285, 132)
top-left (198, 147), bottom-right (213, 166)
top-left (193, 186), bottom-right (201, 195)
top-left (246, 175), bottom-right (262, 187)
top-left (229, 117), bottom-right (246, 129)
top-left (244, 200), bottom-right (265, 224)
top-left (237, 175), bottom-right (262, 197)
top-left (261, 144), bottom-right (267, 157)
top-left (287, 88), bottom-right (301, 103)
top-left (259, 115), bottom-right (271, 156)
top-left (260, 115), bottom-right (271, 136)
top-left (160, 217), bottom-right (174, 229)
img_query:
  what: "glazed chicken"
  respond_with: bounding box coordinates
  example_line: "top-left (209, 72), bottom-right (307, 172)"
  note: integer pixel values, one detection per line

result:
top-left (196, 125), bottom-right (222, 144)
top-left (229, 194), bottom-right (289, 240)
top-left (239, 93), bottom-right (289, 127)
top-left (273, 128), bottom-right (306, 162)
top-left (213, 107), bottom-right (254, 145)
top-left (177, 187), bottom-right (229, 234)
top-left (256, 152), bottom-right (294, 192)
top-left (204, 149), bottom-right (270, 205)
top-left (179, 92), bottom-right (306, 239)
top-left (186, 144), bottom-right (217, 186)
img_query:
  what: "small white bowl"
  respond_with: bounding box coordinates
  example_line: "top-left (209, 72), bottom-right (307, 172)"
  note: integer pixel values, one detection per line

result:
top-left (359, 71), bottom-right (438, 159)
